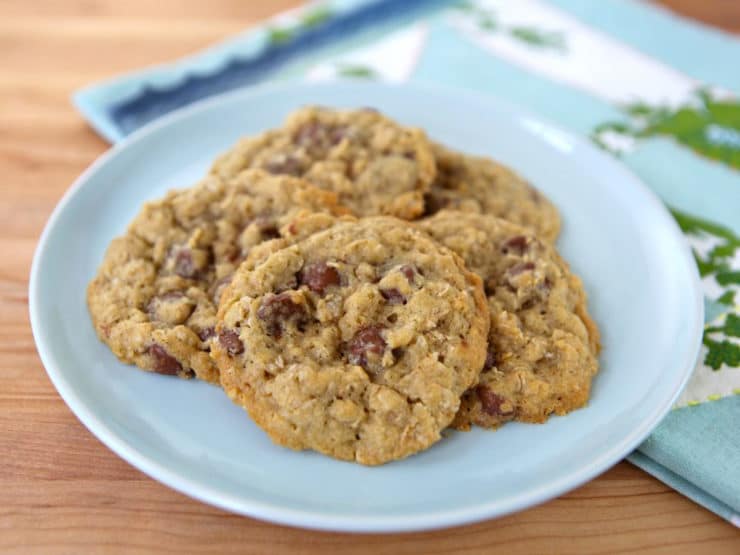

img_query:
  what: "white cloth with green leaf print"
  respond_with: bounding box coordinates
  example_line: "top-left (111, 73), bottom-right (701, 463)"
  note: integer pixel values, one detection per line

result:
top-left (74, 0), bottom-right (740, 525)
top-left (674, 210), bottom-right (739, 406)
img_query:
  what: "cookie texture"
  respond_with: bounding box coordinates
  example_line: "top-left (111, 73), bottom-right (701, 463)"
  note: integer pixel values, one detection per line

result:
top-left (213, 217), bottom-right (490, 465)
top-left (87, 169), bottom-right (347, 383)
top-left (418, 211), bottom-right (599, 429)
top-left (422, 143), bottom-right (561, 242)
top-left (211, 106), bottom-right (436, 219)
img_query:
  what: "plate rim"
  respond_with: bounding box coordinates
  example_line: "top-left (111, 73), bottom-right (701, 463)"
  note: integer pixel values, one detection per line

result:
top-left (29, 80), bottom-right (704, 533)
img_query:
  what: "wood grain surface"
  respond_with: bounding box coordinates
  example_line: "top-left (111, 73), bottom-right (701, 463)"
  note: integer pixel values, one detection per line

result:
top-left (2, 1), bottom-right (739, 553)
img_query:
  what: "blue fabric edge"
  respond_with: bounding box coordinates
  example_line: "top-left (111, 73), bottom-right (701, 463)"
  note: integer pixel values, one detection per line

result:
top-left (628, 451), bottom-right (739, 526)
top-left (72, 91), bottom-right (124, 143)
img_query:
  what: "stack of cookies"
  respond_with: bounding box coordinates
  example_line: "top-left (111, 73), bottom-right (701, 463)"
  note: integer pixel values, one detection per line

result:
top-left (88, 107), bottom-right (600, 465)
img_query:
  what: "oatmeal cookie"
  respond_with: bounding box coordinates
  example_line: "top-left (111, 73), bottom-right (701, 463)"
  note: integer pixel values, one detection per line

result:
top-left (211, 106), bottom-right (436, 219)
top-left (213, 217), bottom-right (489, 464)
top-left (87, 169), bottom-right (347, 383)
top-left (418, 211), bottom-right (599, 429)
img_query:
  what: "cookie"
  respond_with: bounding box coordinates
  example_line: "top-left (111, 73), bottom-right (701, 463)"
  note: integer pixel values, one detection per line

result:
top-left (421, 143), bottom-right (561, 242)
top-left (87, 169), bottom-right (347, 383)
top-left (418, 211), bottom-right (599, 429)
top-left (211, 106), bottom-right (436, 219)
top-left (213, 217), bottom-right (490, 465)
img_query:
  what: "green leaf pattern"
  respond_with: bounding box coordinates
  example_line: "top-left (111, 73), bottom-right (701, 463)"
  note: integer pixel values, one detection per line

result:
top-left (336, 64), bottom-right (378, 79)
top-left (671, 208), bottom-right (739, 373)
top-left (593, 89), bottom-right (740, 171)
top-left (267, 5), bottom-right (334, 47)
top-left (454, 1), bottom-right (567, 52)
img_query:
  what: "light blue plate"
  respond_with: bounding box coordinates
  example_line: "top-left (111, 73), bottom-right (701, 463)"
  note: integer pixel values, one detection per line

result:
top-left (29, 82), bottom-right (703, 532)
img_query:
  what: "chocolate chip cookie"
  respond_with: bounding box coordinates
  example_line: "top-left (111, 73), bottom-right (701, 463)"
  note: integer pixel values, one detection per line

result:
top-left (418, 211), bottom-right (599, 429)
top-left (421, 143), bottom-right (561, 242)
top-left (213, 217), bottom-right (490, 465)
top-left (211, 106), bottom-right (436, 219)
top-left (87, 169), bottom-right (347, 383)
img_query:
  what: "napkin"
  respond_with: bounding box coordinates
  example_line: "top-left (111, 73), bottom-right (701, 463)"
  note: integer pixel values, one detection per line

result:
top-left (74, 0), bottom-right (740, 525)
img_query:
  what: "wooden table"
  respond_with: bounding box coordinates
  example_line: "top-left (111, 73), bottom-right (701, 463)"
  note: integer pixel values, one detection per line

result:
top-left (2, 1), bottom-right (738, 553)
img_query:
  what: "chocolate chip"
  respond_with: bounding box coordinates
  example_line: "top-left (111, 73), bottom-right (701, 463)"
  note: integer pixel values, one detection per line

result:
top-left (329, 126), bottom-right (348, 145)
top-left (173, 248), bottom-right (196, 278)
top-left (253, 216), bottom-right (280, 240)
top-left (295, 122), bottom-right (347, 148)
top-left (298, 262), bottom-right (340, 295)
top-left (262, 226), bottom-right (280, 240)
top-left (264, 155), bottom-right (302, 176)
top-left (391, 347), bottom-right (404, 361)
top-left (347, 325), bottom-right (386, 370)
top-left (399, 265), bottom-right (416, 283)
top-left (169, 245), bottom-right (210, 279)
top-left (484, 280), bottom-right (496, 296)
top-left (508, 261), bottom-right (536, 277)
top-left (218, 328), bottom-right (244, 355)
top-left (502, 235), bottom-right (529, 256)
top-left (257, 292), bottom-right (308, 339)
top-left (198, 327), bottom-right (216, 342)
top-left (476, 386), bottom-right (514, 417)
top-left (482, 345), bottom-right (496, 372)
top-left (148, 344), bottom-right (183, 376)
top-left (225, 246), bottom-right (242, 263)
top-left (380, 288), bottom-right (406, 305)
top-left (422, 192), bottom-right (447, 217)
top-left (402, 151), bottom-right (416, 160)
